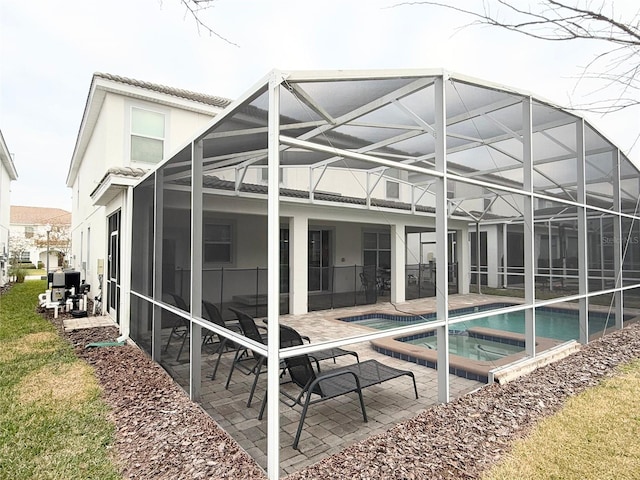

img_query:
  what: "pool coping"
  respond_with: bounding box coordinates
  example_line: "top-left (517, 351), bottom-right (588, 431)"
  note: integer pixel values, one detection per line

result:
top-left (371, 327), bottom-right (564, 383)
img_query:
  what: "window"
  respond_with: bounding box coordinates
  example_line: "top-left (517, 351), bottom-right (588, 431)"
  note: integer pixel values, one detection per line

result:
top-left (261, 167), bottom-right (284, 184)
top-left (204, 223), bottom-right (232, 264)
top-left (363, 231), bottom-right (391, 270)
top-left (131, 107), bottom-right (165, 163)
top-left (25, 226), bottom-right (34, 239)
top-left (386, 180), bottom-right (399, 199)
top-left (482, 188), bottom-right (492, 212)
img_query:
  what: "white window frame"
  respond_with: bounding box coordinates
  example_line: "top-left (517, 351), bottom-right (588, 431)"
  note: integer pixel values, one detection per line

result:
top-left (128, 105), bottom-right (167, 165)
top-left (386, 180), bottom-right (400, 199)
top-left (203, 220), bottom-right (234, 266)
top-left (362, 230), bottom-right (391, 270)
top-left (260, 166), bottom-right (284, 185)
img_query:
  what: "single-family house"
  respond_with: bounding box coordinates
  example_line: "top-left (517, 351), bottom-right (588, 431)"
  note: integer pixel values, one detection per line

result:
top-left (66, 73), bottom-right (231, 322)
top-left (70, 69), bottom-right (640, 478)
top-left (9, 206), bottom-right (71, 270)
top-left (0, 130), bottom-right (18, 286)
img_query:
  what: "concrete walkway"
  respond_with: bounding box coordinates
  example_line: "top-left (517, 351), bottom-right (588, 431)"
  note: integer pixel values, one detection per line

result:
top-left (63, 315), bottom-right (118, 332)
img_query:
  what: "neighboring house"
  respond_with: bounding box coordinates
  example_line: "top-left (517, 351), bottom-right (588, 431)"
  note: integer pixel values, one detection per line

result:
top-left (0, 130), bottom-right (19, 286)
top-left (66, 73), bottom-right (231, 323)
top-left (9, 206), bottom-right (71, 270)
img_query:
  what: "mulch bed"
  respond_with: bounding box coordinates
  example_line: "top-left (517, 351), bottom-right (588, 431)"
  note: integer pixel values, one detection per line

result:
top-left (42, 299), bottom-right (640, 479)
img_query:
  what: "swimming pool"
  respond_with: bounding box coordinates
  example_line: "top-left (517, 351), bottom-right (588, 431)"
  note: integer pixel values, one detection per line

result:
top-left (340, 303), bottom-right (616, 342)
top-left (343, 303), bottom-right (621, 381)
top-left (405, 333), bottom-right (524, 361)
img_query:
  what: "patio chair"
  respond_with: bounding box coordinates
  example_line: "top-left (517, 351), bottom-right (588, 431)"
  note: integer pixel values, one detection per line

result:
top-left (226, 307), bottom-right (361, 408)
top-left (273, 322), bottom-right (360, 367)
top-left (162, 294), bottom-right (191, 359)
top-left (225, 307), bottom-right (270, 407)
top-left (164, 294), bottom-right (219, 361)
top-left (267, 354), bottom-right (419, 450)
top-left (202, 300), bottom-right (243, 381)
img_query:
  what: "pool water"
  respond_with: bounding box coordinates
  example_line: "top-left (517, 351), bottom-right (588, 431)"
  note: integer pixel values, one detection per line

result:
top-left (345, 304), bottom-right (620, 363)
top-left (463, 309), bottom-right (612, 342)
top-left (344, 305), bottom-right (615, 342)
top-left (354, 316), bottom-right (430, 330)
top-left (406, 334), bottom-right (524, 361)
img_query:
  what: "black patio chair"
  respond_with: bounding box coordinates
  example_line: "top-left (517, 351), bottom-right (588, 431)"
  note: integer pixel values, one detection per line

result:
top-left (226, 308), bottom-right (361, 408)
top-left (163, 294), bottom-right (221, 361)
top-left (202, 300), bottom-right (243, 381)
top-left (263, 354), bottom-right (419, 450)
top-left (225, 307), bottom-right (269, 407)
top-left (162, 294), bottom-right (191, 360)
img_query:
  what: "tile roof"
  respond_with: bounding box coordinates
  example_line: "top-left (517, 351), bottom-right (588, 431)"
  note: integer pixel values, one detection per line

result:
top-left (89, 167), bottom-right (149, 198)
top-left (10, 206), bottom-right (71, 226)
top-left (193, 176), bottom-right (438, 214)
top-left (94, 73), bottom-right (232, 109)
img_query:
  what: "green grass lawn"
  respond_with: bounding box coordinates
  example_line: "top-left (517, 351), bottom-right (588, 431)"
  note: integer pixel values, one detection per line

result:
top-left (0, 281), bottom-right (120, 480)
top-left (24, 268), bottom-right (46, 276)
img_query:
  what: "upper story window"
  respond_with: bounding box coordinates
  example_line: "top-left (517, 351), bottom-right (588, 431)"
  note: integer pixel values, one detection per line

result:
top-left (25, 226), bottom-right (35, 239)
top-left (131, 107), bottom-right (165, 163)
top-left (261, 167), bottom-right (284, 184)
top-left (386, 180), bottom-right (400, 199)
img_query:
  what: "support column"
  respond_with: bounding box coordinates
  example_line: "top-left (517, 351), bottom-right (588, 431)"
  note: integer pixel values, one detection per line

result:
top-left (190, 140), bottom-right (204, 401)
top-left (576, 118), bottom-right (589, 344)
top-left (458, 226), bottom-right (470, 294)
top-left (523, 97), bottom-right (536, 357)
top-left (152, 169), bottom-right (164, 361)
top-left (266, 72), bottom-right (282, 480)
top-left (475, 222), bottom-right (481, 294)
top-left (290, 214), bottom-right (308, 315)
top-left (548, 221), bottom-right (553, 291)
top-left (435, 75), bottom-right (450, 403)
top-left (613, 149), bottom-right (623, 329)
top-left (119, 186), bottom-right (133, 339)
top-left (502, 223), bottom-right (508, 288)
top-left (391, 222), bottom-right (406, 304)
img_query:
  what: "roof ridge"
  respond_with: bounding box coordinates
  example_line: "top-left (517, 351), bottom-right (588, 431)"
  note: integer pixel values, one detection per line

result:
top-left (94, 72), bottom-right (232, 108)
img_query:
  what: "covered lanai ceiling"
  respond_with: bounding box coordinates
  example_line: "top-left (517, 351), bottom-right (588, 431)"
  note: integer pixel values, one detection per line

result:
top-left (160, 69), bottom-right (639, 222)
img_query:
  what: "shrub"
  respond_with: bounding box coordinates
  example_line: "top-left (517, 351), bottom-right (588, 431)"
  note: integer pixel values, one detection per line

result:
top-left (8, 267), bottom-right (26, 283)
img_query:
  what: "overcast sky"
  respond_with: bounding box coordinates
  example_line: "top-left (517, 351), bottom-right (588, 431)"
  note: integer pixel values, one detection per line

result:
top-left (1, 0), bottom-right (638, 212)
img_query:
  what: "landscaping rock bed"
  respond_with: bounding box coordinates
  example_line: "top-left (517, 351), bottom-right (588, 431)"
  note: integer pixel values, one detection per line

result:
top-left (49, 307), bottom-right (640, 480)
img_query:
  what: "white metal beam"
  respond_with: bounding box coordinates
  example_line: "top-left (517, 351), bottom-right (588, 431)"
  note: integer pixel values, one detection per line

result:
top-left (152, 169), bottom-right (164, 361)
top-left (576, 119), bottom-right (589, 344)
top-left (522, 97), bottom-right (536, 357)
top-left (190, 140), bottom-right (203, 401)
top-left (613, 149), bottom-right (623, 329)
top-left (434, 76), bottom-right (450, 404)
top-left (266, 71), bottom-right (282, 480)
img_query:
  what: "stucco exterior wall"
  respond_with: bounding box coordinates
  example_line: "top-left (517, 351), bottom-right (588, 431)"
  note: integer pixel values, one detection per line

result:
top-left (70, 83), bottom-right (221, 321)
top-left (0, 164), bottom-right (11, 285)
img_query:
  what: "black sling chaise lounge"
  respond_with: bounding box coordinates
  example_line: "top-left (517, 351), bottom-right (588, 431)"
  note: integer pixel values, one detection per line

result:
top-left (226, 307), bottom-right (360, 408)
top-left (260, 348), bottom-right (419, 450)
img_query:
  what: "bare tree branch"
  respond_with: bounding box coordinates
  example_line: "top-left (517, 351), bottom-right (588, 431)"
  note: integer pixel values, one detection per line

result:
top-left (393, 0), bottom-right (640, 113)
top-left (170, 0), bottom-right (240, 47)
